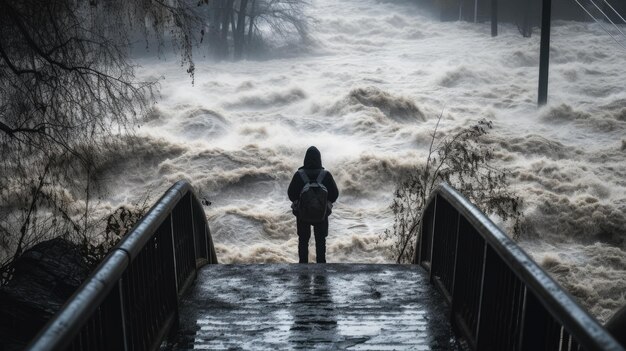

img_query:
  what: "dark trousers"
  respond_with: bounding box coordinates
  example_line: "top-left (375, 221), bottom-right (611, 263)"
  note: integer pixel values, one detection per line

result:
top-left (297, 218), bottom-right (328, 263)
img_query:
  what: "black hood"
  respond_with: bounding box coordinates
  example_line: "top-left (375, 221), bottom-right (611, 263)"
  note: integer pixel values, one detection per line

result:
top-left (302, 146), bottom-right (322, 169)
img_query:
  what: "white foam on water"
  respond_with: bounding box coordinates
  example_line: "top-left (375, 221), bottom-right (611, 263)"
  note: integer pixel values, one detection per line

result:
top-left (118, 0), bottom-right (625, 321)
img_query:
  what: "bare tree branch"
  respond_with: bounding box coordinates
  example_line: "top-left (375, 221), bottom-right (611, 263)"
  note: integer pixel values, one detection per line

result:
top-left (0, 0), bottom-right (207, 275)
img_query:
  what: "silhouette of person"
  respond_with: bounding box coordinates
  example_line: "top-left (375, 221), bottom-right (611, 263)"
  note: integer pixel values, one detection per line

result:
top-left (288, 146), bottom-right (339, 263)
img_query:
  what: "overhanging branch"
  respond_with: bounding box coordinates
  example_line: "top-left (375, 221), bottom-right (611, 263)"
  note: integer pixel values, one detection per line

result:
top-left (0, 120), bottom-right (46, 138)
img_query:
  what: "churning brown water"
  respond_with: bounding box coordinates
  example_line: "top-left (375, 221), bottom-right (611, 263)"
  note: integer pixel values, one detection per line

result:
top-left (111, 0), bottom-right (625, 322)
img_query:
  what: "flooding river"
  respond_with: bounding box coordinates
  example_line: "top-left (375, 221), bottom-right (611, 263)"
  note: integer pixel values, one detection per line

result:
top-left (112, 0), bottom-right (626, 322)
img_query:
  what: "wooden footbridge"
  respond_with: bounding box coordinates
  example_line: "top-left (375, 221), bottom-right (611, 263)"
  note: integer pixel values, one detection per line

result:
top-left (26, 181), bottom-right (623, 350)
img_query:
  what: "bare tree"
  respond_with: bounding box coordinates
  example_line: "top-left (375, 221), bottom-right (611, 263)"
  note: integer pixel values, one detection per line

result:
top-left (203, 0), bottom-right (310, 60)
top-left (0, 0), bottom-right (312, 279)
top-left (0, 0), bottom-right (204, 279)
top-left (251, 0), bottom-right (310, 41)
top-left (0, 0), bottom-right (204, 148)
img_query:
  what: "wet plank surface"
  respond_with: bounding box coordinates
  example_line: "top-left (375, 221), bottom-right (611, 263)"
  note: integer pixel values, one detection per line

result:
top-left (165, 264), bottom-right (461, 350)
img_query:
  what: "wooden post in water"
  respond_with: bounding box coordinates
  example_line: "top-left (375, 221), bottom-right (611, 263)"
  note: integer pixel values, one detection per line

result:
top-left (538, 0), bottom-right (552, 106)
top-left (491, 0), bottom-right (498, 36)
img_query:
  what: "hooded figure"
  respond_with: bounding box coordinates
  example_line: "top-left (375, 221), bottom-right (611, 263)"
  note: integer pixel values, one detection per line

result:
top-left (288, 146), bottom-right (339, 263)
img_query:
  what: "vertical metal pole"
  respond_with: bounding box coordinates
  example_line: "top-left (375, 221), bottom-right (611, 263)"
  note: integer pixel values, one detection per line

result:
top-left (517, 287), bottom-right (528, 350)
top-left (169, 214), bottom-right (179, 293)
top-left (204, 224), bottom-right (210, 263)
top-left (415, 223), bottom-right (423, 265)
top-left (474, 0), bottom-right (479, 23)
top-left (538, 0), bottom-right (552, 105)
top-left (491, 0), bottom-right (498, 36)
top-left (118, 279), bottom-right (129, 351)
top-left (189, 195), bottom-right (198, 265)
top-left (450, 212), bottom-right (461, 303)
top-left (428, 196), bottom-right (438, 279)
top-left (416, 201), bottom-right (431, 265)
top-left (475, 242), bottom-right (489, 345)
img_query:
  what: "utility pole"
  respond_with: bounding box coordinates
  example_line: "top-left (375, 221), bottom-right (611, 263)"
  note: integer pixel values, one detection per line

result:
top-left (474, 0), bottom-right (479, 23)
top-left (491, 0), bottom-right (498, 36)
top-left (522, 0), bottom-right (531, 37)
top-left (459, 0), bottom-right (463, 21)
top-left (538, 0), bottom-right (552, 105)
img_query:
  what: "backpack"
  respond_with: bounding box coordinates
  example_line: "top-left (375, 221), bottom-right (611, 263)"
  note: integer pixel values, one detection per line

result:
top-left (296, 169), bottom-right (329, 224)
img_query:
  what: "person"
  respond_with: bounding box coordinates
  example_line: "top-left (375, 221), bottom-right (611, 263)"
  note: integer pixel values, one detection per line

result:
top-left (288, 146), bottom-right (339, 263)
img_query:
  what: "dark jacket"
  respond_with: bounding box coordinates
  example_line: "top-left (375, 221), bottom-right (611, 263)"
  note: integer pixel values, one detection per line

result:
top-left (288, 146), bottom-right (339, 204)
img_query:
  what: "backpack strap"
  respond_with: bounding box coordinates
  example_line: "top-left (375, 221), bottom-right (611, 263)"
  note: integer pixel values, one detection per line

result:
top-left (297, 169), bottom-right (310, 183)
top-left (315, 170), bottom-right (327, 184)
top-left (298, 169), bottom-right (326, 184)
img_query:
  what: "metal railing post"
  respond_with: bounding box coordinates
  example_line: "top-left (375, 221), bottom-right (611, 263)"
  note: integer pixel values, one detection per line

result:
top-left (204, 223), bottom-right (210, 263)
top-left (118, 279), bottom-right (129, 351)
top-left (416, 223), bottom-right (423, 265)
top-left (518, 286), bottom-right (528, 350)
top-left (428, 195), bottom-right (438, 278)
top-left (474, 241), bottom-right (488, 345)
top-left (169, 213), bottom-right (179, 293)
top-left (189, 194), bottom-right (198, 264)
top-left (450, 212), bottom-right (461, 304)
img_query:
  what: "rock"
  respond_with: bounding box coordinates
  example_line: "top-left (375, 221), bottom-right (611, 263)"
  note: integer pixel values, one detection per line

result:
top-left (0, 238), bottom-right (89, 351)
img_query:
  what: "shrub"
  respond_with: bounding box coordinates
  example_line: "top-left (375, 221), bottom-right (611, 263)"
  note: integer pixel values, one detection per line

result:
top-left (381, 114), bottom-right (522, 263)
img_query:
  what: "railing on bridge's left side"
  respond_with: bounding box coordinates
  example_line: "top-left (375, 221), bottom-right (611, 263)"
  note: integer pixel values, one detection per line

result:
top-left (27, 180), bottom-right (217, 351)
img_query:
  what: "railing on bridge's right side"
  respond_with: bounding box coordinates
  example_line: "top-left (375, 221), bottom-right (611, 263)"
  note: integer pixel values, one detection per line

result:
top-left (27, 180), bottom-right (217, 351)
top-left (415, 183), bottom-right (623, 351)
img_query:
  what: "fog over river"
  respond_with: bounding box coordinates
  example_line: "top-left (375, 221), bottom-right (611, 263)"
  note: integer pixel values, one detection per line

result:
top-left (108, 0), bottom-right (626, 322)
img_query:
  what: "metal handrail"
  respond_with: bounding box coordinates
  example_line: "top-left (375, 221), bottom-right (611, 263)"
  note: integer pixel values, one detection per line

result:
top-left (27, 180), bottom-right (218, 351)
top-left (415, 182), bottom-right (623, 351)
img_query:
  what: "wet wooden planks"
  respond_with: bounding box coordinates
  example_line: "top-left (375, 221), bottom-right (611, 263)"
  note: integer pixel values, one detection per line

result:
top-left (165, 264), bottom-right (461, 350)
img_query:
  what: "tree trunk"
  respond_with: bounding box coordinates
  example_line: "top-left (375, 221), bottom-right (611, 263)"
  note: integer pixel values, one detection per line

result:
top-left (234, 0), bottom-right (248, 60)
top-left (208, 0), bottom-right (223, 59)
top-left (248, 0), bottom-right (256, 34)
top-left (247, 0), bottom-right (256, 52)
top-left (219, 0), bottom-right (233, 59)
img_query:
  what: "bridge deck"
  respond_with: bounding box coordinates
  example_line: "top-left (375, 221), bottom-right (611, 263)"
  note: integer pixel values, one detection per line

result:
top-left (164, 264), bottom-right (461, 350)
